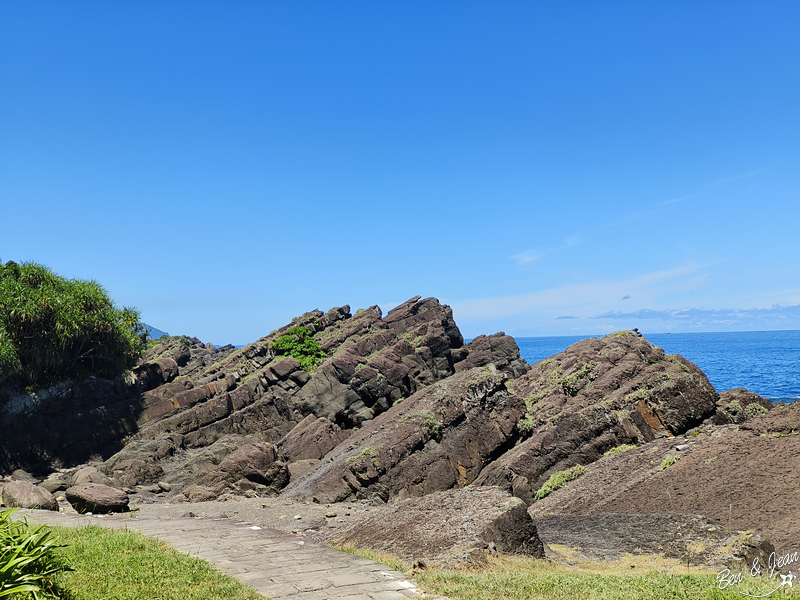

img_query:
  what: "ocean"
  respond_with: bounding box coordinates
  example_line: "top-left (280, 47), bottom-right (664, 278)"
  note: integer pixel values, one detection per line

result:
top-left (514, 330), bottom-right (800, 403)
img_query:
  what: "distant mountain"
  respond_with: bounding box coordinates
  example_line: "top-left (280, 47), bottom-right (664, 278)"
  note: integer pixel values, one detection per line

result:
top-left (142, 324), bottom-right (169, 340)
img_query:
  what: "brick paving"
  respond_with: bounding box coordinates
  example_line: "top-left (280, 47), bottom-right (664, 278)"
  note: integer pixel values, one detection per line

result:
top-left (17, 510), bottom-right (422, 600)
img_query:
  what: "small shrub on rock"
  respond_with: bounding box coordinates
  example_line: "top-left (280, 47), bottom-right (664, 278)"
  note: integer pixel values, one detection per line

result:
top-left (270, 326), bottom-right (324, 371)
top-left (659, 455), bottom-right (680, 471)
top-left (604, 443), bottom-right (637, 456)
top-left (534, 465), bottom-right (587, 501)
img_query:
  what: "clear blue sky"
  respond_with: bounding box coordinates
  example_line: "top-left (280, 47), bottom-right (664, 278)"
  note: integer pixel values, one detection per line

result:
top-left (2, 2), bottom-right (798, 344)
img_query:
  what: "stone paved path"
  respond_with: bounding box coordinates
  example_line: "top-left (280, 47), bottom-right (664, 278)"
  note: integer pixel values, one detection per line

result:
top-left (18, 510), bottom-right (422, 600)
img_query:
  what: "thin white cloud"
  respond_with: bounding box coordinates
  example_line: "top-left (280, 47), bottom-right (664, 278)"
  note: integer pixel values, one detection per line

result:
top-left (660, 193), bottom-right (698, 206)
top-left (452, 264), bottom-right (704, 321)
top-left (511, 250), bottom-right (541, 265)
top-left (512, 237), bottom-right (584, 267)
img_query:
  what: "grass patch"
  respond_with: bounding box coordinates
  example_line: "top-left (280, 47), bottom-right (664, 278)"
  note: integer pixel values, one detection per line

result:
top-left (412, 553), bottom-right (799, 600)
top-left (660, 455), bottom-right (681, 471)
top-left (49, 525), bottom-right (265, 600)
top-left (399, 410), bottom-right (441, 434)
top-left (346, 447), bottom-right (380, 470)
top-left (604, 444), bottom-right (637, 456)
top-left (332, 542), bottom-right (800, 600)
top-left (534, 465), bottom-right (587, 501)
top-left (335, 544), bottom-right (410, 574)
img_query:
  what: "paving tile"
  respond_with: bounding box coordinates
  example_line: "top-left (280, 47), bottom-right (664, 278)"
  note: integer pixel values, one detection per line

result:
top-left (18, 510), bottom-right (422, 600)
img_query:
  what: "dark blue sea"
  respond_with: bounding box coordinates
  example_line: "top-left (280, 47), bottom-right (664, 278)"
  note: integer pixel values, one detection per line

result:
top-left (514, 330), bottom-right (800, 403)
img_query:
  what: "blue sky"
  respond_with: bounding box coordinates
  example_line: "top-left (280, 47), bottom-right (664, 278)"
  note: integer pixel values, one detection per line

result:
top-left (1, 2), bottom-right (798, 344)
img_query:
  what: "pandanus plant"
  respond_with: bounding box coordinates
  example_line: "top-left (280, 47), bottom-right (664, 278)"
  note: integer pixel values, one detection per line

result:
top-left (0, 508), bottom-right (72, 599)
top-left (0, 261), bottom-right (142, 387)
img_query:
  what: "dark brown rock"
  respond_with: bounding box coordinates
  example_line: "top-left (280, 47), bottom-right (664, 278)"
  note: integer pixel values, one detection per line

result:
top-left (1, 480), bottom-right (57, 511)
top-left (534, 513), bottom-right (774, 570)
top-left (281, 368), bottom-right (524, 504)
top-left (10, 469), bottom-right (38, 483)
top-left (39, 473), bottom-right (71, 493)
top-left (713, 387), bottom-right (772, 425)
top-left (327, 487), bottom-right (545, 565)
top-left (455, 333), bottom-right (530, 378)
top-left (73, 466), bottom-right (116, 487)
top-left (271, 358), bottom-right (301, 380)
top-left (277, 415), bottom-right (351, 462)
top-left (65, 483), bottom-right (129, 513)
top-left (473, 330), bottom-right (718, 503)
top-left (527, 402), bottom-right (800, 557)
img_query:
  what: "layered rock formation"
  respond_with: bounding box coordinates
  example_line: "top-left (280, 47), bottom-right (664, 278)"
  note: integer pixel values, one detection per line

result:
top-left (281, 367), bottom-right (524, 504)
top-left (2, 296), bottom-right (788, 569)
top-left (473, 330), bottom-right (719, 503)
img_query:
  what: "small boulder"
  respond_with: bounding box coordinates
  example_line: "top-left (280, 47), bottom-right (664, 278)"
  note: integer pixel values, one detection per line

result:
top-left (39, 473), bottom-right (72, 494)
top-left (271, 357), bottom-right (301, 380)
top-left (1, 480), bottom-right (57, 511)
top-left (73, 466), bottom-right (116, 488)
top-left (65, 483), bottom-right (129, 514)
top-left (10, 469), bottom-right (38, 484)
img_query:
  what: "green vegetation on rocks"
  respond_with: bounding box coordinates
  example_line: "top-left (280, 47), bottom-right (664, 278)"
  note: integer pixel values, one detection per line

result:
top-left (0, 261), bottom-right (142, 387)
top-left (270, 326), bottom-right (324, 371)
top-left (534, 465), bottom-right (587, 501)
top-left (604, 444), bottom-right (637, 456)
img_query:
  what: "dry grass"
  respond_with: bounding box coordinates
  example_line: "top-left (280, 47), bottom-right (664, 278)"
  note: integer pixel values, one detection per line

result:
top-left (336, 544), bottom-right (800, 600)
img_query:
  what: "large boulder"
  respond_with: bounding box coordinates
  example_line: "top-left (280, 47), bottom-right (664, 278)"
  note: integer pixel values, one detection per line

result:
top-left (328, 487), bottom-right (545, 566)
top-left (473, 330), bottom-right (719, 503)
top-left (281, 367), bottom-right (525, 504)
top-left (65, 483), bottom-right (129, 514)
top-left (1, 480), bottom-right (57, 511)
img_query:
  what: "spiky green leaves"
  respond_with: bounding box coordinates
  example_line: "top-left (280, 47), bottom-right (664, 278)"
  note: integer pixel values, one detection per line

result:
top-left (0, 261), bottom-right (142, 387)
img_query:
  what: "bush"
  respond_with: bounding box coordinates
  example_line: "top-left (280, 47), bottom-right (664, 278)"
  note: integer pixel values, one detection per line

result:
top-left (270, 326), bottom-right (324, 371)
top-left (534, 465), bottom-right (587, 501)
top-left (0, 261), bottom-right (142, 387)
top-left (0, 508), bottom-right (71, 599)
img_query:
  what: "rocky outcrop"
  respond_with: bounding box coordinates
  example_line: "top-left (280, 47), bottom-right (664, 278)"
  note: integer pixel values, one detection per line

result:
top-left (1, 480), bottom-right (57, 511)
top-left (473, 330), bottom-right (718, 503)
top-left (281, 368), bottom-right (525, 504)
top-left (65, 483), bottom-right (129, 514)
top-left (527, 401), bottom-right (800, 555)
top-left (328, 487), bottom-right (545, 566)
top-left (0, 340), bottom-right (236, 473)
top-left (455, 333), bottom-right (530, 378)
top-left (713, 387), bottom-right (772, 425)
top-left (276, 415), bottom-right (351, 462)
top-left (535, 513), bottom-right (775, 571)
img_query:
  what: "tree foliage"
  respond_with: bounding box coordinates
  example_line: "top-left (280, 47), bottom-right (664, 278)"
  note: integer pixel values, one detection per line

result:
top-left (0, 261), bottom-right (142, 387)
top-left (270, 326), bottom-right (324, 371)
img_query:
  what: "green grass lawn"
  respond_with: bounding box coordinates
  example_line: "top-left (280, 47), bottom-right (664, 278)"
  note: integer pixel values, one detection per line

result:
top-left (49, 525), bottom-right (266, 600)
